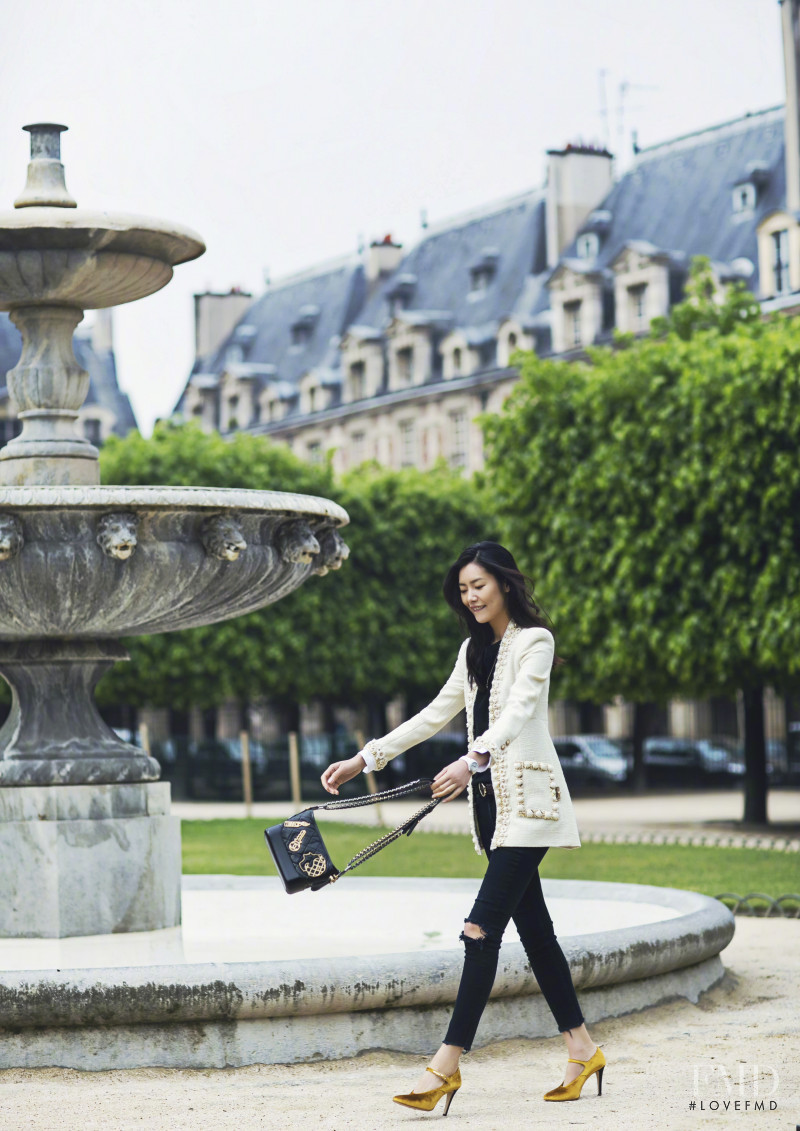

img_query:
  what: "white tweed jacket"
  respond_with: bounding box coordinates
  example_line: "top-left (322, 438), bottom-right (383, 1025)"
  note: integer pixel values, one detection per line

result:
top-left (361, 620), bottom-right (581, 854)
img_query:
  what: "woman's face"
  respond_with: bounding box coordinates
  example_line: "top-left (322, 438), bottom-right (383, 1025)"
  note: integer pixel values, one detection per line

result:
top-left (458, 560), bottom-right (508, 625)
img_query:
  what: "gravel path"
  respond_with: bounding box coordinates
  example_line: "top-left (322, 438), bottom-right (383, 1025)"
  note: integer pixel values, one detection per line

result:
top-left (1, 917), bottom-right (796, 1130)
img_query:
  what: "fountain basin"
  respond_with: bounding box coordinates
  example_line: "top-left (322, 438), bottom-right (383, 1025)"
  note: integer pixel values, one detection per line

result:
top-left (0, 876), bottom-right (735, 1068)
top-left (0, 209), bottom-right (204, 308)
top-left (0, 485), bottom-right (348, 636)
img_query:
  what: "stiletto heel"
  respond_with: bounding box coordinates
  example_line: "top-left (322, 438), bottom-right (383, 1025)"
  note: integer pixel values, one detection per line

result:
top-left (393, 1065), bottom-right (462, 1113)
top-left (543, 1046), bottom-right (606, 1102)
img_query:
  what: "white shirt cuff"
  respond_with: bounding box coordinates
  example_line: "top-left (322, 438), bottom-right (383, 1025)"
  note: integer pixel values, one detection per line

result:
top-left (360, 748), bottom-right (377, 773)
top-left (471, 741), bottom-right (492, 769)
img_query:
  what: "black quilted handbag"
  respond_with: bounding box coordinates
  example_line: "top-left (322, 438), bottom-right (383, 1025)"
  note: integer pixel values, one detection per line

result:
top-left (264, 778), bottom-right (441, 894)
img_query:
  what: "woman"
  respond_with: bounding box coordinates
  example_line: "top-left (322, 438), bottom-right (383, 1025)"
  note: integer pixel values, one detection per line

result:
top-left (321, 541), bottom-right (605, 1113)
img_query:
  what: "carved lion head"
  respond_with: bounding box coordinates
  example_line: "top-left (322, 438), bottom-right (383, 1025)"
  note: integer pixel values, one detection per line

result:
top-left (97, 513), bottom-right (138, 561)
top-left (0, 514), bottom-right (23, 562)
top-left (276, 520), bottom-right (321, 565)
top-left (313, 527), bottom-right (350, 576)
top-left (202, 514), bottom-right (247, 562)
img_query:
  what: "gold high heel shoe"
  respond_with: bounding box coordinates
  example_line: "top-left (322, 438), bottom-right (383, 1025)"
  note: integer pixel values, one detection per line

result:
top-left (393, 1066), bottom-right (461, 1115)
top-left (543, 1045), bottom-right (605, 1101)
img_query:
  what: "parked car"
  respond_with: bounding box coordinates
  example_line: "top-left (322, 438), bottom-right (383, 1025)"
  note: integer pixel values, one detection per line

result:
top-left (552, 735), bottom-right (629, 789)
top-left (636, 736), bottom-right (744, 786)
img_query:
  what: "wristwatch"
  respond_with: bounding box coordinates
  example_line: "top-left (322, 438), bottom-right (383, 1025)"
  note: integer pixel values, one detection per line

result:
top-left (460, 755), bottom-right (481, 774)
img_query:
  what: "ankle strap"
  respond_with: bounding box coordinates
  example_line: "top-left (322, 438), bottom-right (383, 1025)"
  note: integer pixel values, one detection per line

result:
top-left (426, 1066), bottom-right (449, 1083)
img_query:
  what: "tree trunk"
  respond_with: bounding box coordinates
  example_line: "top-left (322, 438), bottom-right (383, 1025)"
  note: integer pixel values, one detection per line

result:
top-left (631, 701), bottom-right (648, 794)
top-left (367, 697), bottom-right (387, 739)
top-left (741, 684), bottom-right (768, 825)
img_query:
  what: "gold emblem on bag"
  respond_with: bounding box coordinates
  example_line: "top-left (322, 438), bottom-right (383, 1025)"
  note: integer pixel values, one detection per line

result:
top-left (284, 820), bottom-right (310, 828)
top-left (288, 830), bottom-right (307, 851)
top-left (299, 852), bottom-right (328, 879)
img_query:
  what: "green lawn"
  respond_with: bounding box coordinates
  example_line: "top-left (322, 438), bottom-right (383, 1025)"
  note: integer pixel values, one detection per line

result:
top-left (182, 818), bottom-right (800, 901)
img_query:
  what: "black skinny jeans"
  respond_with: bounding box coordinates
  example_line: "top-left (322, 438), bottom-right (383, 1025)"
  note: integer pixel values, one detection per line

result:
top-left (444, 785), bottom-right (585, 1052)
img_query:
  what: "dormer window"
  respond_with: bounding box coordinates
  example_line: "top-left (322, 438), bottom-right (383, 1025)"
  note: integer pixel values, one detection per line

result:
top-left (387, 274), bottom-right (417, 317)
top-left (773, 229), bottom-right (790, 295)
top-left (732, 183), bottom-right (756, 214)
top-left (453, 347), bottom-right (462, 375)
top-left (291, 323), bottom-right (311, 346)
top-left (576, 232), bottom-right (600, 260)
top-left (290, 305), bottom-right (320, 348)
top-left (469, 248), bottom-right (499, 294)
top-left (308, 387), bottom-right (317, 413)
top-left (470, 267), bottom-right (493, 293)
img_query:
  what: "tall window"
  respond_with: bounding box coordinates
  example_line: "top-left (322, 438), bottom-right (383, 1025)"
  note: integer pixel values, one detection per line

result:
top-left (351, 430), bottom-right (366, 464)
top-left (399, 420), bottom-right (416, 467)
top-left (565, 301), bottom-right (582, 348)
top-left (452, 347), bottom-right (462, 376)
top-left (308, 387), bottom-right (317, 413)
top-left (84, 418), bottom-right (102, 445)
top-left (772, 229), bottom-right (790, 295)
top-left (449, 409), bottom-right (467, 469)
top-left (307, 441), bottom-right (322, 464)
top-left (396, 347), bottom-right (414, 386)
top-left (349, 361), bottom-right (365, 400)
top-left (628, 284), bottom-right (647, 330)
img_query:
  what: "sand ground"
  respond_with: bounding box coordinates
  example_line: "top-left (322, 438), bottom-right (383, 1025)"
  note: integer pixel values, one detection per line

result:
top-left (0, 917), bottom-right (796, 1131)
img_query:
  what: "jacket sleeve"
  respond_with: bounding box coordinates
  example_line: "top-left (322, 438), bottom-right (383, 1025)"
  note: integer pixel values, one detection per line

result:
top-left (360, 640), bottom-right (468, 771)
top-left (473, 628), bottom-right (554, 758)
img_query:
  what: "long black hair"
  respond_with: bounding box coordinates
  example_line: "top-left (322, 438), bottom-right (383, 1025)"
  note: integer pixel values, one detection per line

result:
top-left (442, 541), bottom-right (557, 687)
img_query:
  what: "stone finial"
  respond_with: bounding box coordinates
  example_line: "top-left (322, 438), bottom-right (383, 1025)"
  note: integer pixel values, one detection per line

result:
top-left (0, 515), bottom-right (24, 562)
top-left (313, 527), bottom-right (350, 576)
top-left (97, 513), bottom-right (138, 560)
top-left (276, 520), bottom-right (320, 565)
top-left (201, 514), bottom-right (247, 561)
top-left (15, 123), bottom-right (77, 209)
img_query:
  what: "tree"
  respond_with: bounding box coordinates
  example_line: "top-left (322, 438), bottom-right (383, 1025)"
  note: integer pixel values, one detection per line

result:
top-left (482, 260), bottom-right (800, 822)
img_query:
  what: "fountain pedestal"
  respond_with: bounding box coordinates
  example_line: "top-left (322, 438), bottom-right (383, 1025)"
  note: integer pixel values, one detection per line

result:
top-left (0, 782), bottom-right (180, 937)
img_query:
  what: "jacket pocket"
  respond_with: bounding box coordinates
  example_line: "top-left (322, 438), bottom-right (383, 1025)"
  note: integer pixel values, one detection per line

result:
top-left (514, 760), bottom-right (561, 820)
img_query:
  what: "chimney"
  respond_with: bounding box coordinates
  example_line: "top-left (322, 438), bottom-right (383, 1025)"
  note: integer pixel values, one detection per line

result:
top-left (781, 0), bottom-right (800, 213)
top-left (366, 234), bottom-right (404, 282)
top-left (194, 288), bottom-right (253, 361)
top-left (545, 143), bottom-right (614, 268)
top-left (91, 309), bottom-right (114, 354)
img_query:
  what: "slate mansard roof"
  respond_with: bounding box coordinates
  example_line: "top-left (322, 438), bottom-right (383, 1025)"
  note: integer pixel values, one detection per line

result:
top-left (0, 313), bottom-right (137, 436)
top-left (175, 259), bottom-right (367, 414)
top-left (177, 103), bottom-right (789, 424)
top-left (562, 105), bottom-right (786, 292)
top-left (356, 191), bottom-right (548, 336)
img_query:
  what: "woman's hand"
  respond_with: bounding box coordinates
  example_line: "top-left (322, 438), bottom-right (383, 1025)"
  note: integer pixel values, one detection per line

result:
top-left (432, 758), bottom-right (471, 802)
top-left (321, 755), bottom-right (365, 795)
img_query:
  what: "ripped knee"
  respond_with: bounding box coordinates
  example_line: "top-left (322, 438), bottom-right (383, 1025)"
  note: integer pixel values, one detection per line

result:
top-left (460, 919), bottom-right (496, 951)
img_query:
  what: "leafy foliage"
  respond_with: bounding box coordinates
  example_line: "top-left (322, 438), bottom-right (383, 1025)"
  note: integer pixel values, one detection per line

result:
top-left (481, 259), bottom-right (800, 820)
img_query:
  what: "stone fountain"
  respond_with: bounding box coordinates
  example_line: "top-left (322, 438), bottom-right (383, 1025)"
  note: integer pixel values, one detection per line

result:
top-left (0, 124), bottom-right (349, 938)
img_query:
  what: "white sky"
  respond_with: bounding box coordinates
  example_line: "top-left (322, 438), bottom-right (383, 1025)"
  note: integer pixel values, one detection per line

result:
top-left (0, 0), bottom-right (784, 434)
